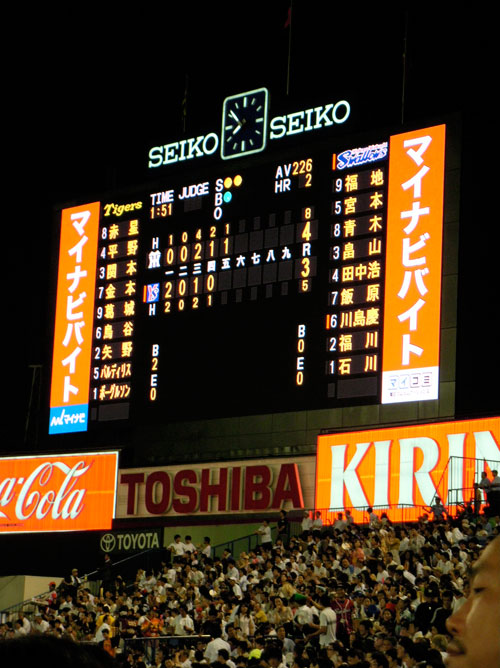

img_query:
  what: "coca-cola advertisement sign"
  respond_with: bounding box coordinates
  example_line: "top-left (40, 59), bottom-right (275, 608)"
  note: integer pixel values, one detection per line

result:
top-left (0, 452), bottom-right (119, 533)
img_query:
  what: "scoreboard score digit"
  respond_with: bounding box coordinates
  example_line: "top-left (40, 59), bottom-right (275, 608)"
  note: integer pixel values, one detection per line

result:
top-left (49, 123), bottom-right (446, 435)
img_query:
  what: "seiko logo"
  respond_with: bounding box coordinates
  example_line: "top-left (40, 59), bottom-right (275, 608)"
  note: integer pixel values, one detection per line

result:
top-left (148, 97), bottom-right (351, 168)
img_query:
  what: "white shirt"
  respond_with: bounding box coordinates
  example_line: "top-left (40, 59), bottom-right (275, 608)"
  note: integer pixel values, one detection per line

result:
top-left (295, 604), bottom-right (313, 625)
top-left (167, 567), bottom-right (177, 584)
top-left (169, 541), bottom-right (186, 556)
top-left (319, 607), bottom-right (337, 646)
top-left (95, 623), bottom-right (111, 642)
top-left (33, 619), bottom-right (50, 633)
top-left (204, 638), bottom-right (231, 663)
top-left (301, 516), bottom-right (313, 531)
top-left (258, 524), bottom-right (271, 544)
top-left (174, 614), bottom-right (194, 635)
top-left (490, 475), bottom-right (500, 490)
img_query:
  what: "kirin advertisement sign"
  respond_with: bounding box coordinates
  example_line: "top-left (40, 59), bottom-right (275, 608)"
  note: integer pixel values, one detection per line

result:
top-left (316, 417), bottom-right (500, 522)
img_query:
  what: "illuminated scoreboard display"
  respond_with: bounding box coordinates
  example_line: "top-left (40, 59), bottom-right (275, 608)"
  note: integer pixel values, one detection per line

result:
top-left (49, 116), bottom-right (446, 435)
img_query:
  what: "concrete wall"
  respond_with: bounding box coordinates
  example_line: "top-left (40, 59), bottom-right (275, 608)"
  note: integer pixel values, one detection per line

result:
top-left (0, 575), bottom-right (62, 613)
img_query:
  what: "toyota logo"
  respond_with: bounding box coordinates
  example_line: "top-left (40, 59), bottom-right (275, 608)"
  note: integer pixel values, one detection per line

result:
top-left (100, 533), bottom-right (116, 553)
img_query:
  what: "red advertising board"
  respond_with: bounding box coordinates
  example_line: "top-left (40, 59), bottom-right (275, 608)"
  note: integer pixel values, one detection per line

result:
top-left (0, 452), bottom-right (119, 533)
top-left (316, 417), bottom-right (500, 522)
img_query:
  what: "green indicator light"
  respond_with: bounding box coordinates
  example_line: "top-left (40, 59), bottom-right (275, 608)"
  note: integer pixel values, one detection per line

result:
top-left (223, 192), bottom-right (232, 203)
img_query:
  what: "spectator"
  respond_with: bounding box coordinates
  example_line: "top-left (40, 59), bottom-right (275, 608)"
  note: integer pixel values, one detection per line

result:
top-left (446, 535), bottom-right (500, 668)
top-left (489, 470), bottom-right (500, 514)
top-left (3, 505), bottom-right (499, 668)
top-left (168, 535), bottom-right (186, 561)
top-left (311, 511), bottom-right (323, 535)
top-left (255, 520), bottom-right (273, 550)
top-left (277, 511), bottom-right (290, 546)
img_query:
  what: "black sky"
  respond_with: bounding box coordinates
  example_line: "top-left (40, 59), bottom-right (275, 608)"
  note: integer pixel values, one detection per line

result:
top-left (9, 4), bottom-right (497, 446)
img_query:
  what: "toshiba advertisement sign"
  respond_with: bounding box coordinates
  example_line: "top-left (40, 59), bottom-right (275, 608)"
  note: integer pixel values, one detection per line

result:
top-left (117, 457), bottom-right (310, 518)
top-left (316, 418), bottom-right (500, 523)
top-left (0, 452), bottom-right (119, 534)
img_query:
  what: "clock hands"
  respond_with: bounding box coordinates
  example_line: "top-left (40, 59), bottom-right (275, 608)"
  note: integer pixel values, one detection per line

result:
top-left (221, 88), bottom-right (269, 159)
top-left (229, 110), bottom-right (247, 136)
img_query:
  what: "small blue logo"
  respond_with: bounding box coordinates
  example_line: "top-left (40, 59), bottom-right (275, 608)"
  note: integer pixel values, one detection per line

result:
top-left (49, 405), bottom-right (88, 434)
top-left (145, 283), bottom-right (160, 303)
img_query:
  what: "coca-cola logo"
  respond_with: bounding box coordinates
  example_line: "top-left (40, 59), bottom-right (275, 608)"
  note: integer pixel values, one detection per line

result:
top-left (0, 460), bottom-right (91, 522)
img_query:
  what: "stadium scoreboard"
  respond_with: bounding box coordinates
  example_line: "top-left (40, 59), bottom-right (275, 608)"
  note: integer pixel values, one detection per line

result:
top-left (49, 102), bottom-right (447, 435)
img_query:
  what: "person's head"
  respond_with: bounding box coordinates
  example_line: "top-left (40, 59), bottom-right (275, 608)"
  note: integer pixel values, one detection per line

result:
top-left (358, 620), bottom-right (372, 636)
top-left (218, 649), bottom-right (230, 663)
top-left (381, 608), bottom-right (393, 623)
top-left (265, 647), bottom-right (283, 668)
top-left (336, 586), bottom-right (347, 601)
top-left (370, 651), bottom-right (389, 668)
top-left (346, 648), bottom-right (362, 665)
top-left (320, 593), bottom-right (331, 608)
top-left (441, 590), bottom-right (454, 609)
top-left (446, 535), bottom-right (500, 668)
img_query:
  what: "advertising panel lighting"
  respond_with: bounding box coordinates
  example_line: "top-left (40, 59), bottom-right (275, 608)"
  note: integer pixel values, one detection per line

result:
top-left (49, 203), bottom-right (101, 433)
top-left (316, 417), bottom-right (500, 523)
top-left (0, 451), bottom-right (119, 534)
top-left (48, 110), bottom-right (452, 436)
top-left (382, 125), bottom-right (446, 403)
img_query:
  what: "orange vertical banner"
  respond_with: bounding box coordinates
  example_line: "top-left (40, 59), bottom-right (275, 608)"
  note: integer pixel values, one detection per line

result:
top-left (382, 125), bottom-right (446, 403)
top-left (49, 203), bottom-right (100, 433)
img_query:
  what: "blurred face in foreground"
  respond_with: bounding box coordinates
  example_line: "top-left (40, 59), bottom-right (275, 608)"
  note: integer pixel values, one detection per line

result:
top-left (446, 536), bottom-right (500, 668)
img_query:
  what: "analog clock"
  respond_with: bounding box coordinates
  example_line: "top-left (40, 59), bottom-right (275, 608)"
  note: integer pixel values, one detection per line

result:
top-left (221, 88), bottom-right (269, 160)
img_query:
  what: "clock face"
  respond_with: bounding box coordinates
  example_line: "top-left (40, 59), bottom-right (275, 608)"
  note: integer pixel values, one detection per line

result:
top-left (221, 88), bottom-right (269, 160)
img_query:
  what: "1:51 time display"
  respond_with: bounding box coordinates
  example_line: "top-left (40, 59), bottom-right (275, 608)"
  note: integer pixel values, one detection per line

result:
top-left (150, 203), bottom-right (173, 219)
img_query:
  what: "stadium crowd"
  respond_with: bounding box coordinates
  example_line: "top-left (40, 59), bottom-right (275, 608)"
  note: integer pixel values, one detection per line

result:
top-left (0, 504), bottom-right (499, 668)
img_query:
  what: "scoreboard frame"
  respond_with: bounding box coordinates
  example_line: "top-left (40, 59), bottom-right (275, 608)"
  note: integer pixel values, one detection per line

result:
top-left (47, 103), bottom-right (460, 446)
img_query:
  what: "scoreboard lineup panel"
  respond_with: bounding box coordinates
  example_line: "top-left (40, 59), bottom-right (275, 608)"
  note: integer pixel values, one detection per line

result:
top-left (49, 123), bottom-right (446, 434)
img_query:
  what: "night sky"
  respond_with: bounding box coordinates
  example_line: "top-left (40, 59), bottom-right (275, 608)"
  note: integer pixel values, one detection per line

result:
top-left (8, 4), bottom-right (497, 448)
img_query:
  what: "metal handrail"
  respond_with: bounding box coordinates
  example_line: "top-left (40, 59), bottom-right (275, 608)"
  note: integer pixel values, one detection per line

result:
top-left (4, 480), bottom-right (493, 617)
top-left (123, 635), bottom-right (211, 664)
top-left (0, 547), bottom-right (159, 617)
top-left (210, 503), bottom-right (435, 558)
